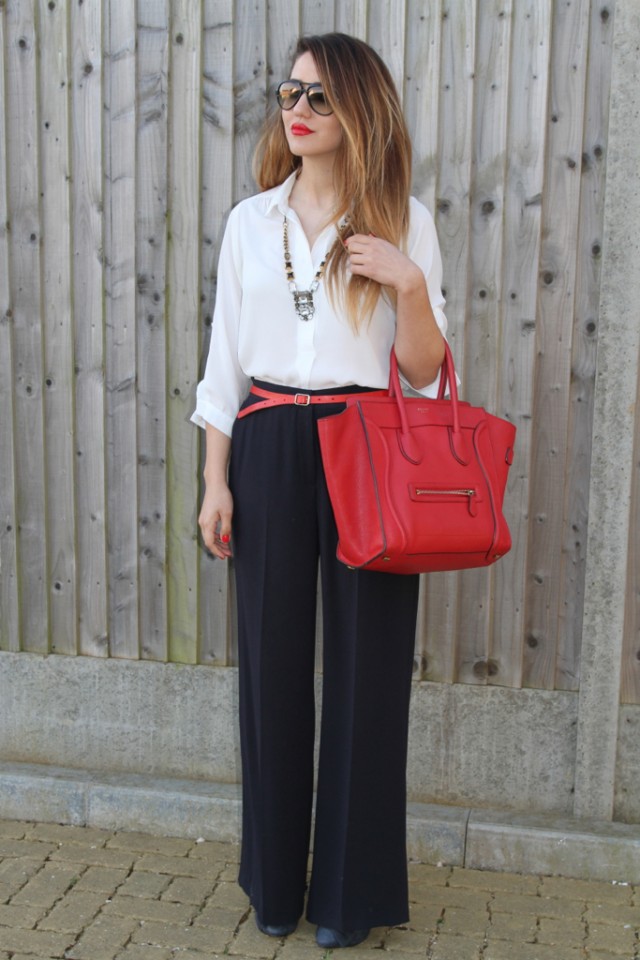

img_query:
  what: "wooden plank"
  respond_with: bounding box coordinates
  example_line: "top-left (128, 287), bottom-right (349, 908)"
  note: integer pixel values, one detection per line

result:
top-left (267, 0), bottom-right (299, 119)
top-left (523, 0), bottom-right (590, 690)
top-left (404, 0), bottom-right (444, 681)
top-left (623, 384), bottom-right (640, 704)
top-left (233, 0), bottom-right (266, 203)
top-left (423, 0), bottom-right (476, 685)
top-left (461, 0), bottom-right (513, 689)
top-left (166, 0), bottom-right (202, 663)
top-left (367, 0), bottom-right (406, 100)
top-left (71, 0), bottom-right (109, 657)
top-left (38, 0), bottom-right (77, 655)
top-left (136, 0), bottom-right (170, 661)
top-left (493, 0), bottom-right (552, 689)
top-left (103, 0), bottom-right (139, 658)
top-left (560, 0), bottom-right (614, 694)
top-left (404, 0), bottom-right (442, 211)
top-left (5, 0), bottom-right (49, 653)
top-left (0, 5), bottom-right (20, 652)
top-left (301, 0), bottom-right (335, 35)
top-left (198, 1), bottom-right (235, 667)
top-left (335, 0), bottom-right (367, 38)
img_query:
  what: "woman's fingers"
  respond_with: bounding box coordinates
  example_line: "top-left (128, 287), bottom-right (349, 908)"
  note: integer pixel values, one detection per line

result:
top-left (199, 486), bottom-right (234, 559)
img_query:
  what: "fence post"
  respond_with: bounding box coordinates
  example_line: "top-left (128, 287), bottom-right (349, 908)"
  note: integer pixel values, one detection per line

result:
top-left (574, 2), bottom-right (640, 821)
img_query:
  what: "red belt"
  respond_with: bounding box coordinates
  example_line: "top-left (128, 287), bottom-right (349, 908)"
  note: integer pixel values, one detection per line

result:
top-left (236, 385), bottom-right (387, 419)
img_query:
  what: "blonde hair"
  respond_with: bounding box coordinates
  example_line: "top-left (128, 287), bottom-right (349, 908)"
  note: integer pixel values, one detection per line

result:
top-left (253, 33), bottom-right (412, 331)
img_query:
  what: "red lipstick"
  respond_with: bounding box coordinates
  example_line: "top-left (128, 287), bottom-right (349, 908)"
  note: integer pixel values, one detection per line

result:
top-left (291, 123), bottom-right (313, 135)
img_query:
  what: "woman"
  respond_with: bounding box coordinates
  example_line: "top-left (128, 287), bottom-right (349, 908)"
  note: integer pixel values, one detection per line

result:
top-left (192, 33), bottom-right (447, 949)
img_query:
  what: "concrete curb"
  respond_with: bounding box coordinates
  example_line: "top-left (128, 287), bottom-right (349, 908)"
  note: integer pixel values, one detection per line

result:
top-left (2, 760), bottom-right (639, 884)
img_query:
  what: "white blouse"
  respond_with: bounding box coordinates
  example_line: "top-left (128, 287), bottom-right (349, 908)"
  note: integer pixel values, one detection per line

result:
top-left (191, 172), bottom-right (448, 437)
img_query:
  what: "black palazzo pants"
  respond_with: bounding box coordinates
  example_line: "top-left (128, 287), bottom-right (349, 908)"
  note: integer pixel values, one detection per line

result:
top-left (228, 381), bottom-right (420, 931)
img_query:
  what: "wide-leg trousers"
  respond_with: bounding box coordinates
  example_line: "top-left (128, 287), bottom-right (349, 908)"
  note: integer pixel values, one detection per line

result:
top-left (228, 381), bottom-right (420, 931)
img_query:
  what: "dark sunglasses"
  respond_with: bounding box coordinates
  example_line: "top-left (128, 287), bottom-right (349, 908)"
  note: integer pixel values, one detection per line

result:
top-left (276, 79), bottom-right (333, 116)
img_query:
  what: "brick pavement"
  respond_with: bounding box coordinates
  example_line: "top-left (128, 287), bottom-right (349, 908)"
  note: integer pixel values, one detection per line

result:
top-left (0, 818), bottom-right (638, 959)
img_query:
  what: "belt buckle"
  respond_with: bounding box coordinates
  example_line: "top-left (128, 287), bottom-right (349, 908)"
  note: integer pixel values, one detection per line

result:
top-left (294, 393), bottom-right (311, 406)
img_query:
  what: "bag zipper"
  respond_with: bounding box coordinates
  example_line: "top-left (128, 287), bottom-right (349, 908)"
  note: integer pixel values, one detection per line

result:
top-left (415, 488), bottom-right (475, 497)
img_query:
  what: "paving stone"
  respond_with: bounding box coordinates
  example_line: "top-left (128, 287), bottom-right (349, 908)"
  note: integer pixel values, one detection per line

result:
top-left (216, 861), bottom-right (240, 881)
top-left (586, 921), bottom-right (638, 954)
top-left (132, 853), bottom-right (221, 879)
top-left (430, 887), bottom-right (492, 912)
top-left (207, 880), bottom-right (251, 910)
top-left (586, 900), bottom-right (640, 926)
top-left (102, 895), bottom-right (197, 924)
top-left (106, 832), bottom-right (193, 857)
top-left (486, 912), bottom-right (538, 942)
top-left (186, 839), bottom-right (239, 862)
top-left (0, 858), bottom-right (43, 896)
top-left (384, 925), bottom-right (433, 952)
top-left (115, 871), bottom-right (172, 899)
top-left (160, 874), bottom-right (215, 904)
top-left (588, 953), bottom-right (637, 960)
top-left (430, 934), bottom-right (483, 959)
top-left (491, 892), bottom-right (584, 918)
top-left (446, 867), bottom-right (506, 890)
top-left (536, 915), bottom-right (586, 946)
top-left (130, 919), bottom-right (230, 953)
top-left (192, 903), bottom-right (248, 929)
top-left (65, 915), bottom-right (140, 960)
top-left (72, 865), bottom-right (131, 893)
top-left (49, 843), bottom-right (137, 870)
top-left (278, 943), bottom-right (333, 960)
top-left (0, 821), bottom-right (30, 839)
top-left (10, 956), bottom-right (62, 960)
top-left (114, 947), bottom-right (173, 960)
top-left (438, 907), bottom-right (490, 938)
top-left (36, 891), bottom-right (108, 933)
top-left (539, 876), bottom-right (633, 904)
top-left (406, 903), bottom-right (444, 932)
top-left (29, 823), bottom-right (114, 846)
top-left (475, 872), bottom-right (542, 896)
top-left (0, 925), bottom-right (76, 957)
top-left (483, 943), bottom-right (584, 960)
top-left (408, 862), bottom-right (452, 885)
top-left (10, 862), bottom-right (83, 907)
top-left (0, 839), bottom-right (56, 859)
top-left (226, 920), bottom-right (281, 958)
top-left (0, 901), bottom-right (46, 927)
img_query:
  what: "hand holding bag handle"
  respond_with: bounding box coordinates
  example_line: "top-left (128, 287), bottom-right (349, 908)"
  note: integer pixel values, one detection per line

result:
top-left (317, 343), bottom-right (516, 574)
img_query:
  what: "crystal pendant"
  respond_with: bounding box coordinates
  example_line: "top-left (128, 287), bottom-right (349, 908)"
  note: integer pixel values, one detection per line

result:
top-left (293, 290), bottom-right (315, 321)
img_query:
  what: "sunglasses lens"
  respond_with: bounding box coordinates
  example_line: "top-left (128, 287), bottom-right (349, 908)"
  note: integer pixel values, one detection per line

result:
top-left (307, 88), bottom-right (331, 115)
top-left (277, 82), bottom-right (302, 110)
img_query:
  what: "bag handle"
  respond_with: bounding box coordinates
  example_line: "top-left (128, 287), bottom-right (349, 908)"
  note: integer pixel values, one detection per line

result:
top-left (389, 340), bottom-right (461, 464)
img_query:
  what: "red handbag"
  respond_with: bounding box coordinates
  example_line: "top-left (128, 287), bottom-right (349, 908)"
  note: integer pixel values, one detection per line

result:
top-left (317, 342), bottom-right (516, 574)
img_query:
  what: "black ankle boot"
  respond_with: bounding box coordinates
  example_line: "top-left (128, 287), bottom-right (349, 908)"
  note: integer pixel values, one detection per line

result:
top-left (316, 926), bottom-right (370, 948)
top-left (255, 914), bottom-right (298, 938)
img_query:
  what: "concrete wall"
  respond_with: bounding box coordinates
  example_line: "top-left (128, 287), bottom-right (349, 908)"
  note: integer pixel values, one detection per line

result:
top-left (2, 650), bottom-right (638, 822)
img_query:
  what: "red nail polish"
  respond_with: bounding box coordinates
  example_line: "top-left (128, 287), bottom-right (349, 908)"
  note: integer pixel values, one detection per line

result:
top-left (221, 534), bottom-right (230, 543)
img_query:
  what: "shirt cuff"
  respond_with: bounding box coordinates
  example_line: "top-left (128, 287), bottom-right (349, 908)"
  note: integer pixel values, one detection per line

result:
top-left (190, 401), bottom-right (236, 438)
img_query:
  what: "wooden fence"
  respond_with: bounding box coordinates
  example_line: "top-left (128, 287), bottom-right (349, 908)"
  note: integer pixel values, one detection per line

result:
top-left (2, 0), bottom-right (635, 702)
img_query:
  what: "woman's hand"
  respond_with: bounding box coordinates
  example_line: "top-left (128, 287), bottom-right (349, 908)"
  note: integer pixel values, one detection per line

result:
top-left (199, 423), bottom-right (233, 559)
top-left (345, 233), bottom-right (445, 390)
top-left (199, 479), bottom-right (233, 559)
top-left (344, 233), bottom-right (423, 294)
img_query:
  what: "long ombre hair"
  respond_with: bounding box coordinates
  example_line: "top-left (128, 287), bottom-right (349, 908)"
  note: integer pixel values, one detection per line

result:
top-left (253, 33), bottom-right (412, 331)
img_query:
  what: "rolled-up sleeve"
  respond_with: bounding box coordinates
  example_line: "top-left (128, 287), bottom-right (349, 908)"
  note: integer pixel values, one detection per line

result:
top-left (399, 199), bottom-right (455, 398)
top-left (191, 206), bottom-right (251, 436)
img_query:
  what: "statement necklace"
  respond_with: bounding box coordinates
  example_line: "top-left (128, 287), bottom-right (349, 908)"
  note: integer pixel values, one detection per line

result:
top-left (283, 215), bottom-right (328, 322)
